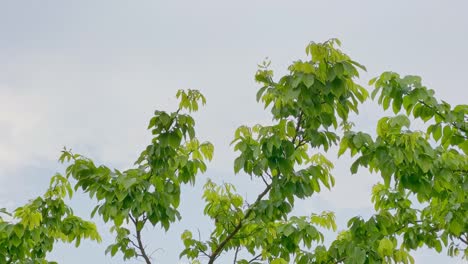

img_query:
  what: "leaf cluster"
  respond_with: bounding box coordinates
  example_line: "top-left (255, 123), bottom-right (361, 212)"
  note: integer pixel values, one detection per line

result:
top-left (0, 174), bottom-right (100, 263)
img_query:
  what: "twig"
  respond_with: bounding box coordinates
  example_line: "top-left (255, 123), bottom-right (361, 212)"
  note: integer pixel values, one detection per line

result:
top-left (248, 253), bottom-right (262, 263)
top-left (458, 234), bottom-right (468, 245)
top-left (260, 174), bottom-right (269, 186)
top-left (233, 246), bottom-right (240, 264)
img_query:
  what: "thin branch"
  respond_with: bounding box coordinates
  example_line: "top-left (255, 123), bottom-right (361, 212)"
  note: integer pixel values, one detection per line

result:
top-left (129, 214), bottom-right (137, 225)
top-left (207, 184), bottom-right (272, 264)
top-left (131, 215), bottom-right (152, 264)
top-left (148, 248), bottom-right (164, 258)
top-left (197, 228), bottom-right (203, 241)
top-left (129, 238), bottom-right (140, 250)
top-left (229, 220), bottom-right (238, 229)
top-left (417, 99), bottom-right (468, 137)
top-left (260, 174), bottom-right (269, 186)
top-left (248, 253), bottom-right (262, 263)
top-left (294, 138), bottom-right (307, 150)
top-left (393, 220), bottom-right (424, 234)
top-left (458, 234), bottom-right (468, 245)
top-left (198, 247), bottom-right (211, 258)
top-left (233, 246), bottom-right (241, 264)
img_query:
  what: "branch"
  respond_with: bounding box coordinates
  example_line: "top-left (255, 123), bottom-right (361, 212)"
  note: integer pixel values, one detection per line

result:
top-left (148, 248), bottom-right (164, 259)
top-left (294, 138), bottom-right (307, 150)
top-left (393, 220), bottom-right (424, 234)
top-left (233, 246), bottom-right (240, 264)
top-left (129, 238), bottom-right (140, 250)
top-left (248, 253), bottom-right (262, 263)
top-left (417, 99), bottom-right (467, 138)
top-left (131, 215), bottom-right (152, 264)
top-left (458, 234), bottom-right (468, 245)
top-left (207, 109), bottom-right (304, 263)
top-left (260, 174), bottom-right (270, 186)
top-left (207, 184), bottom-right (272, 264)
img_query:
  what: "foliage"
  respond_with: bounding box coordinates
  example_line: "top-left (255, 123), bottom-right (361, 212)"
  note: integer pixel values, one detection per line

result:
top-left (59, 89), bottom-right (213, 263)
top-left (334, 72), bottom-right (468, 262)
top-left (0, 174), bottom-right (101, 263)
top-left (181, 39), bottom-right (369, 264)
top-left (1, 40), bottom-right (466, 263)
top-left (179, 39), bottom-right (466, 263)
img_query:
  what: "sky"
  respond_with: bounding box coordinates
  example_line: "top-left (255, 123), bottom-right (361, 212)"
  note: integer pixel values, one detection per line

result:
top-left (0, 0), bottom-right (467, 263)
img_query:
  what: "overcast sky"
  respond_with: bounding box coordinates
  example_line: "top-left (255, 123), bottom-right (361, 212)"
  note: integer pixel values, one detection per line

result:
top-left (0, 1), bottom-right (467, 263)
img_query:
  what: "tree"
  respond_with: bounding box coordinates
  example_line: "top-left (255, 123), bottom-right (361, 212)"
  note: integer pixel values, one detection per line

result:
top-left (1, 39), bottom-right (466, 264)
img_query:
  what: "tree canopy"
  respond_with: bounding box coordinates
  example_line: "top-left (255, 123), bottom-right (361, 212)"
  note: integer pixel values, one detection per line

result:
top-left (1, 39), bottom-right (466, 264)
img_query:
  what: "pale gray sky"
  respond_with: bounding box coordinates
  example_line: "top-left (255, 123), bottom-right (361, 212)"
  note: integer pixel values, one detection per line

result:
top-left (0, 1), bottom-right (467, 263)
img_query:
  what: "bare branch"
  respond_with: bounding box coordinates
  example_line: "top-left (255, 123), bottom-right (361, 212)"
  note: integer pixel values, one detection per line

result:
top-left (248, 253), bottom-right (262, 263)
top-left (233, 246), bottom-right (241, 264)
top-left (458, 234), bottom-right (468, 245)
top-left (260, 174), bottom-right (269, 186)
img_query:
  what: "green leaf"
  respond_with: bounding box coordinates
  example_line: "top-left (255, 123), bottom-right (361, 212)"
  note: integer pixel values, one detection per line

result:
top-left (256, 86), bottom-right (267, 102)
top-left (122, 178), bottom-right (137, 189)
top-left (168, 132), bottom-right (182, 148)
top-left (459, 140), bottom-right (468, 155)
top-left (350, 161), bottom-right (359, 174)
top-left (302, 74), bottom-right (315, 88)
top-left (234, 156), bottom-right (245, 174)
top-left (432, 124), bottom-right (442, 141)
top-left (13, 225), bottom-right (24, 238)
top-left (271, 259), bottom-right (288, 264)
top-left (378, 238), bottom-right (394, 257)
top-left (347, 247), bottom-right (366, 264)
top-left (283, 224), bottom-right (295, 237)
